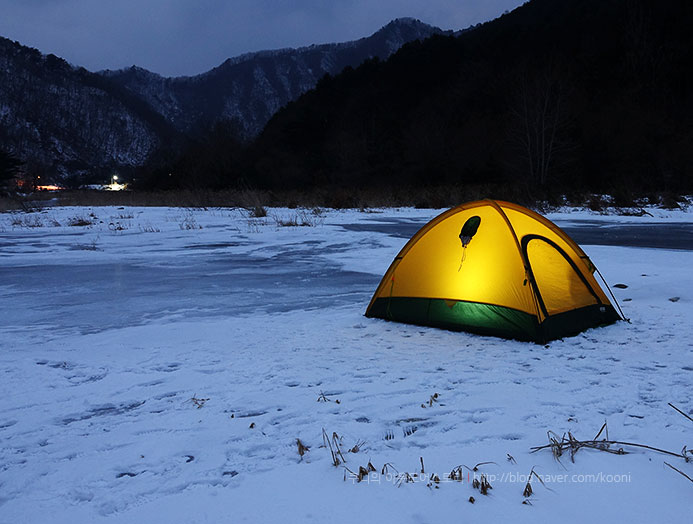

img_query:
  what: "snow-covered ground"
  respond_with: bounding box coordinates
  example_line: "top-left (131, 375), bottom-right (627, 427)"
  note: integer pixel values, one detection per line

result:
top-left (0, 205), bottom-right (691, 523)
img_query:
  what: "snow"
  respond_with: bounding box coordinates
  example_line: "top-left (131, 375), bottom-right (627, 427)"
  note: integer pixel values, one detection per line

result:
top-left (0, 206), bottom-right (691, 523)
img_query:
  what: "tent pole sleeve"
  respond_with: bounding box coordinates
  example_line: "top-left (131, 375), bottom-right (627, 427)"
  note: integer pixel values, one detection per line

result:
top-left (485, 199), bottom-right (545, 327)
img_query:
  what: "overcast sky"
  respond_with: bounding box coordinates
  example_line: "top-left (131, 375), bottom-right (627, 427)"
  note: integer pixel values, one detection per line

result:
top-left (0, 0), bottom-right (524, 77)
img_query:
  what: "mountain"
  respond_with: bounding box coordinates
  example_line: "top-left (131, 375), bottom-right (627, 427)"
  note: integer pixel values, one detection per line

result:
top-left (0, 18), bottom-right (444, 181)
top-left (0, 38), bottom-right (179, 181)
top-left (245, 0), bottom-right (693, 198)
top-left (101, 18), bottom-right (445, 137)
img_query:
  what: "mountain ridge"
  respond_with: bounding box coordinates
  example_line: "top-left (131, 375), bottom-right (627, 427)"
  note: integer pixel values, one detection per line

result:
top-left (100, 18), bottom-right (446, 137)
top-left (0, 37), bottom-right (179, 181)
top-left (243, 0), bottom-right (693, 196)
top-left (0, 18), bottom-right (445, 181)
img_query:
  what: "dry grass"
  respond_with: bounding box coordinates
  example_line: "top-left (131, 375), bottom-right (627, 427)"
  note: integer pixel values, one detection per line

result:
top-left (2, 183), bottom-right (524, 210)
top-left (532, 421), bottom-right (690, 463)
top-left (296, 438), bottom-right (310, 460)
top-left (316, 391), bottom-right (330, 403)
top-left (138, 223), bottom-right (161, 233)
top-left (10, 214), bottom-right (44, 227)
top-left (348, 439), bottom-right (365, 454)
top-left (273, 210), bottom-right (323, 227)
top-left (470, 461), bottom-right (498, 471)
top-left (3, 187), bottom-right (690, 212)
top-left (522, 466), bottom-right (552, 499)
top-left (316, 391), bottom-right (341, 404)
top-left (448, 465), bottom-right (464, 482)
top-left (313, 408), bottom-right (691, 497)
top-left (395, 472), bottom-right (415, 487)
top-left (67, 215), bottom-right (94, 227)
top-left (343, 461), bottom-right (377, 483)
top-left (178, 211), bottom-right (201, 230)
top-left (188, 395), bottom-right (209, 409)
top-left (669, 402), bottom-right (693, 423)
top-left (421, 392), bottom-right (440, 408)
top-left (479, 473), bottom-right (492, 495)
top-left (664, 462), bottom-right (693, 483)
top-left (381, 462), bottom-right (397, 475)
top-left (249, 206), bottom-right (267, 218)
top-left (322, 429), bottom-right (346, 467)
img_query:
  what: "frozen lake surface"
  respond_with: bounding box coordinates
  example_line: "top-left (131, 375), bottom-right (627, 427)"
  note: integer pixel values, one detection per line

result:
top-left (0, 240), bottom-right (376, 336)
top-left (0, 205), bottom-right (691, 523)
top-left (341, 217), bottom-right (693, 250)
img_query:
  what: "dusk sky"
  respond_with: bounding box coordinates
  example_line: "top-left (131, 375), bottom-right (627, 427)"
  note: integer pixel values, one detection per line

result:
top-left (0, 0), bottom-right (524, 77)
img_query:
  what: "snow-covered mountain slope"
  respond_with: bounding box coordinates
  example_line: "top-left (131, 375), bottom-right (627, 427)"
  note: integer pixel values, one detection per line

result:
top-left (0, 38), bottom-right (176, 178)
top-left (0, 19), bottom-right (443, 180)
top-left (101, 19), bottom-right (445, 137)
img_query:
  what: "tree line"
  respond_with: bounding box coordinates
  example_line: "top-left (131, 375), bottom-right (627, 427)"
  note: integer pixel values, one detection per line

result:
top-left (8, 0), bottom-right (693, 206)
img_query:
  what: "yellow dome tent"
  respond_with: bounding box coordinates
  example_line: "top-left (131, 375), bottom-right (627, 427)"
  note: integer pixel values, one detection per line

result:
top-left (365, 200), bottom-right (623, 342)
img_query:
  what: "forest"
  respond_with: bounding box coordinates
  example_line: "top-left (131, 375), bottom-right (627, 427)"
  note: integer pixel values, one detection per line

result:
top-left (135, 0), bottom-right (692, 206)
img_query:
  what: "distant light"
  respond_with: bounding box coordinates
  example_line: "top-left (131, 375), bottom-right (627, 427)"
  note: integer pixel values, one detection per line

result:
top-left (113, 175), bottom-right (118, 180)
top-left (105, 182), bottom-right (126, 191)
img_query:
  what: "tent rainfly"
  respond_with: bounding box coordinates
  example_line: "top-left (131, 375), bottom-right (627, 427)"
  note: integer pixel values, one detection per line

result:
top-left (365, 200), bottom-right (624, 342)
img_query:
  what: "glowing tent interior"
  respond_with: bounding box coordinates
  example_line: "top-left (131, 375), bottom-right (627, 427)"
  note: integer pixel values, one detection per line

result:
top-left (365, 200), bottom-right (624, 342)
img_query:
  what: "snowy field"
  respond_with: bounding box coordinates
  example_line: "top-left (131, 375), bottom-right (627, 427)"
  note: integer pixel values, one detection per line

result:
top-left (0, 205), bottom-right (691, 523)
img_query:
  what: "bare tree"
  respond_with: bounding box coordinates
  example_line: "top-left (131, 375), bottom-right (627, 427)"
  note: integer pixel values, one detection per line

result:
top-left (508, 64), bottom-right (574, 187)
top-left (623, 1), bottom-right (663, 88)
